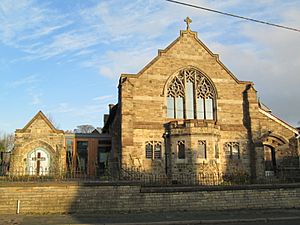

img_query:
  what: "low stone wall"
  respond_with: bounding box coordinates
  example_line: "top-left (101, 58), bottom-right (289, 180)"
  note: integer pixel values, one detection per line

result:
top-left (0, 182), bottom-right (299, 214)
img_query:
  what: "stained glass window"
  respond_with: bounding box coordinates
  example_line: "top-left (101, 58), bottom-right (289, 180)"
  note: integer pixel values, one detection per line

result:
top-left (145, 142), bottom-right (153, 159)
top-left (167, 68), bottom-right (216, 120)
top-left (224, 142), bottom-right (240, 159)
top-left (145, 141), bottom-right (162, 160)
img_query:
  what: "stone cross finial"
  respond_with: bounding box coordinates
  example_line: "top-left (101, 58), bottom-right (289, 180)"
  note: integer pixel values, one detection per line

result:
top-left (184, 17), bottom-right (192, 30)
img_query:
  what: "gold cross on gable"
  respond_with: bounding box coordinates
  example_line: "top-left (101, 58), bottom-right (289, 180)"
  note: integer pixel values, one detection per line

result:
top-left (184, 17), bottom-right (192, 30)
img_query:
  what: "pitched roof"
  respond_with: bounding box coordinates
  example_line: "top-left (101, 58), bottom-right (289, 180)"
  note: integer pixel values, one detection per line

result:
top-left (16, 111), bottom-right (64, 134)
top-left (258, 100), bottom-right (272, 113)
top-left (258, 108), bottom-right (298, 135)
top-left (120, 29), bottom-right (252, 86)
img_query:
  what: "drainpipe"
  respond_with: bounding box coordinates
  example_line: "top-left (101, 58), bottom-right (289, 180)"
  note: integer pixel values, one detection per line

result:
top-left (163, 131), bottom-right (170, 176)
top-left (297, 134), bottom-right (300, 168)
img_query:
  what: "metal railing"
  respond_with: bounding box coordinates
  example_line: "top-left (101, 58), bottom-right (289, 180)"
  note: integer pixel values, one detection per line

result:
top-left (119, 165), bottom-right (223, 186)
top-left (119, 165), bottom-right (300, 186)
top-left (1, 163), bottom-right (299, 185)
top-left (0, 165), bottom-right (93, 182)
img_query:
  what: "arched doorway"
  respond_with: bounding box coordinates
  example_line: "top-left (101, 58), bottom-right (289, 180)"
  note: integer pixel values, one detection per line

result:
top-left (27, 148), bottom-right (51, 175)
top-left (264, 145), bottom-right (277, 174)
top-left (262, 134), bottom-right (287, 176)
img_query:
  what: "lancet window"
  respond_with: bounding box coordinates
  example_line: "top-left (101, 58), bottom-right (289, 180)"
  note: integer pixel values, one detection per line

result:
top-left (177, 141), bottom-right (185, 159)
top-left (145, 141), bottom-right (162, 160)
top-left (224, 142), bottom-right (240, 159)
top-left (167, 68), bottom-right (216, 120)
top-left (198, 140), bottom-right (207, 159)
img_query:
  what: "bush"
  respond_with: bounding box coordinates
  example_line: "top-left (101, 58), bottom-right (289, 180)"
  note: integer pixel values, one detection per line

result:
top-left (223, 170), bottom-right (250, 185)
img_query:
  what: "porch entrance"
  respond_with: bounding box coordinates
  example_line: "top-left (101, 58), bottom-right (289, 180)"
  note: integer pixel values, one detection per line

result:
top-left (27, 148), bottom-right (50, 175)
top-left (263, 134), bottom-right (286, 177)
top-left (264, 145), bottom-right (277, 175)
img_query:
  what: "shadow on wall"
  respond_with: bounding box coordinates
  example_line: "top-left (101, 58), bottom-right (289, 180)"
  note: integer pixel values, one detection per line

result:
top-left (241, 84), bottom-right (300, 183)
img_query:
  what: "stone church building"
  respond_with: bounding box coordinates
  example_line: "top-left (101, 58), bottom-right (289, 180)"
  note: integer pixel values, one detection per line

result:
top-left (9, 18), bottom-right (299, 182)
top-left (103, 18), bottom-right (299, 181)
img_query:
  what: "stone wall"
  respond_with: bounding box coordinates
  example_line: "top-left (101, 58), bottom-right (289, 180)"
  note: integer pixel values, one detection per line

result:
top-left (0, 182), bottom-right (299, 214)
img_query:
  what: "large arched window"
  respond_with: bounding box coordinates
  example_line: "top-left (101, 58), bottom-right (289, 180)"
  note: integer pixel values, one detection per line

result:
top-left (167, 68), bottom-right (216, 120)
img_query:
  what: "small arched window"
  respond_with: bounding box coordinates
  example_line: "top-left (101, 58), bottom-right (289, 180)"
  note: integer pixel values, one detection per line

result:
top-left (177, 141), bottom-right (185, 159)
top-left (167, 68), bottom-right (216, 120)
top-left (145, 141), bottom-right (162, 160)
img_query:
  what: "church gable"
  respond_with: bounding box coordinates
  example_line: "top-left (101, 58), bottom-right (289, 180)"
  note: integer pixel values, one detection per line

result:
top-left (118, 18), bottom-right (254, 127)
top-left (16, 111), bottom-right (63, 134)
top-left (160, 30), bottom-right (216, 62)
top-left (121, 18), bottom-right (249, 88)
top-left (11, 111), bottom-right (65, 175)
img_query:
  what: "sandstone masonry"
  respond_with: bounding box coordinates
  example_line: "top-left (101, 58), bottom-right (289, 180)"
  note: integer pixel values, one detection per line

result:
top-left (104, 20), bottom-right (299, 182)
top-left (0, 182), bottom-right (299, 214)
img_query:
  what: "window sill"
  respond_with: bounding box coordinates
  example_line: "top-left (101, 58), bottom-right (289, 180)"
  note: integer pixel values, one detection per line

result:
top-left (176, 158), bottom-right (187, 164)
top-left (167, 119), bottom-right (218, 129)
top-left (196, 158), bottom-right (220, 164)
top-left (167, 118), bottom-right (216, 123)
top-left (145, 158), bottom-right (162, 161)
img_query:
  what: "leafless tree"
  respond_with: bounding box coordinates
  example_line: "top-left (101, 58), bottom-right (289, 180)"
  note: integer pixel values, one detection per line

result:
top-left (46, 113), bottom-right (60, 129)
top-left (74, 125), bottom-right (95, 133)
top-left (0, 132), bottom-right (14, 153)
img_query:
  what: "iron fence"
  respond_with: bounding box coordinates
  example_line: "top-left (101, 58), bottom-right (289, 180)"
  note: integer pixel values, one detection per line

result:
top-left (0, 165), bottom-right (94, 182)
top-left (119, 166), bottom-right (228, 186)
top-left (118, 165), bottom-right (300, 186)
top-left (0, 163), bottom-right (299, 185)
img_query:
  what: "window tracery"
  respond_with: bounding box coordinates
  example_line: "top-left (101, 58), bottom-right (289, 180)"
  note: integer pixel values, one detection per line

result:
top-left (167, 68), bottom-right (216, 120)
top-left (224, 142), bottom-right (240, 159)
top-left (145, 141), bottom-right (162, 160)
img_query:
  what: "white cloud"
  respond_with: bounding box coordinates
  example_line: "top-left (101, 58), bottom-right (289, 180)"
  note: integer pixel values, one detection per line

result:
top-left (93, 47), bottom-right (158, 79)
top-left (0, 0), bottom-right (55, 43)
top-left (8, 74), bottom-right (43, 106)
top-left (9, 74), bottom-right (38, 87)
top-left (27, 87), bottom-right (42, 106)
top-left (99, 67), bottom-right (115, 79)
top-left (31, 31), bottom-right (100, 60)
top-left (47, 101), bottom-right (110, 127)
top-left (80, 0), bottom-right (300, 127)
top-left (1, 0), bottom-right (247, 70)
top-left (0, 0), bottom-right (84, 61)
top-left (205, 3), bottom-right (300, 126)
top-left (18, 21), bottom-right (73, 42)
top-left (48, 103), bottom-right (74, 114)
top-left (93, 95), bottom-right (114, 102)
top-left (1, 0), bottom-right (300, 128)
top-left (45, 102), bottom-right (107, 130)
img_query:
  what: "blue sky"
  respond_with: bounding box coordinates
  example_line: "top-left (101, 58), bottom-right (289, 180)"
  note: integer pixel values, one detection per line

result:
top-left (1, 0), bottom-right (300, 133)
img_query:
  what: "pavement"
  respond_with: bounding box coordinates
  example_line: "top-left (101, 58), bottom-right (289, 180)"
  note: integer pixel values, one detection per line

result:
top-left (0, 208), bottom-right (300, 225)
